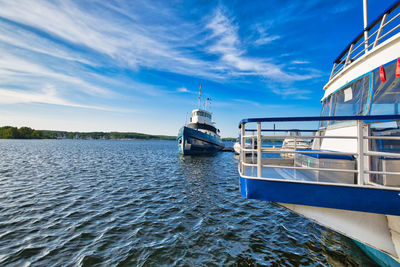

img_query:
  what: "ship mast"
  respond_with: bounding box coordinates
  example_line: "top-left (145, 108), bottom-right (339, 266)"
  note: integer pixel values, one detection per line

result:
top-left (363, 0), bottom-right (368, 51)
top-left (198, 84), bottom-right (202, 109)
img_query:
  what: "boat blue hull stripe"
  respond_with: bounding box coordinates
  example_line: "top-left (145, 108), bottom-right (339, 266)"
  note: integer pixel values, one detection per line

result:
top-left (240, 176), bottom-right (400, 216)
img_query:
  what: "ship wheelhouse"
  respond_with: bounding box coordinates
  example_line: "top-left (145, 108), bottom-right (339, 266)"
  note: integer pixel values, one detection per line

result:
top-left (188, 109), bottom-right (221, 137)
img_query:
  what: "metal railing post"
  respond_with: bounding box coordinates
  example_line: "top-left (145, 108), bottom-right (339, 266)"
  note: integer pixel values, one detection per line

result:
top-left (363, 0), bottom-right (369, 52)
top-left (294, 135), bottom-right (297, 156)
top-left (365, 124), bottom-right (371, 184)
top-left (344, 43), bottom-right (354, 67)
top-left (257, 122), bottom-right (262, 178)
top-left (373, 13), bottom-right (387, 48)
top-left (357, 120), bottom-right (364, 185)
top-left (329, 63), bottom-right (336, 80)
top-left (251, 137), bottom-right (255, 163)
top-left (240, 123), bottom-right (245, 174)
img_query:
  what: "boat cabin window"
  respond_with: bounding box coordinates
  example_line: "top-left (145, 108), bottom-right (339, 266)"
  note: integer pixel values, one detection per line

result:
top-left (320, 59), bottom-right (400, 129)
top-left (320, 74), bottom-right (370, 128)
top-left (370, 61), bottom-right (400, 115)
top-left (331, 75), bottom-right (369, 117)
top-left (320, 97), bottom-right (332, 128)
top-left (194, 111), bottom-right (211, 119)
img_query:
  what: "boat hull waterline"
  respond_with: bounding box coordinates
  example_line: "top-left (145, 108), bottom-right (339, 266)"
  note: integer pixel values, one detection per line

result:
top-left (178, 126), bottom-right (224, 155)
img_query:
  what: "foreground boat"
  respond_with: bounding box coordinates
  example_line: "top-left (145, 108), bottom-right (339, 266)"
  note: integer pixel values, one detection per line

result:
top-left (177, 86), bottom-right (224, 155)
top-left (238, 1), bottom-right (400, 265)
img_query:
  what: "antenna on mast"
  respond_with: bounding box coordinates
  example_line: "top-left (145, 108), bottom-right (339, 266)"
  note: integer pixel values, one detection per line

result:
top-left (205, 98), bottom-right (211, 111)
top-left (363, 0), bottom-right (368, 51)
top-left (198, 84), bottom-right (202, 109)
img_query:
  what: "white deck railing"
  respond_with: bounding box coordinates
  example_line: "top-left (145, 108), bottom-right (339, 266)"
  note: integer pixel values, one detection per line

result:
top-left (238, 115), bottom-right (400, 188)
top-left (330, 1), bottom-right (400, 80)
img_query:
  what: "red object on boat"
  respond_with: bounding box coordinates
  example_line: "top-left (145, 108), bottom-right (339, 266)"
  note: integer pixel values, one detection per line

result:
top-left (396, 58), bottom-right (400, 78)
top-left (380, 65), bottom-right (386, 82)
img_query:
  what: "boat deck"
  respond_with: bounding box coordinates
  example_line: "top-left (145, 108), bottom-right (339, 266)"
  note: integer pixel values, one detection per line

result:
top-left (243, 157), bottom-right (357, 185)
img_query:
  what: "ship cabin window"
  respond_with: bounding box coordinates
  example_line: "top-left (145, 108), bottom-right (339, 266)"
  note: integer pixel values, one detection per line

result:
top-left (370, 61), bottom-right (400, 115)
top-left (194, 111), bottom-right (211, 119)
top-left (320, 74), bottom-right (370, 128)
top-left (320, 97), bottom-right (332, 128)
top-left (320, 59), bottom-right (400, 129)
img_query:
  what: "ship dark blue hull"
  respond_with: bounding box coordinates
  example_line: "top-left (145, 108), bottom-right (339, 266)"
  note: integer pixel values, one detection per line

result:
top-left (177, 126), bottom-right (224, 155)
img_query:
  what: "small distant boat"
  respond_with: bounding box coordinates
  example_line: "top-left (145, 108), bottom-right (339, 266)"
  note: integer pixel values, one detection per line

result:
top-left (281, 130), bottom-right (311, 158)
top-left (177, 85), bottom-right (224, 155)
top-left (233, 141), bottom-right (241, 154)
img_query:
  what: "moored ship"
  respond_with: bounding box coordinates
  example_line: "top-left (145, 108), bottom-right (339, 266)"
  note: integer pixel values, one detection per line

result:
top-left (238, 1), bottom-right (400, 265)
top-left (177, 86), bottom-right (224, 155)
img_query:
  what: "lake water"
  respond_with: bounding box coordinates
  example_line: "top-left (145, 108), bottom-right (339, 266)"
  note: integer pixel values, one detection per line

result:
top-left (0, 140), bottom-right (377, 266)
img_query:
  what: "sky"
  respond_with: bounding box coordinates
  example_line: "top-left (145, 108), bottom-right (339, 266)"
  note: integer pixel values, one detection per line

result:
top-left (0, 0), bottom-right (396, 137)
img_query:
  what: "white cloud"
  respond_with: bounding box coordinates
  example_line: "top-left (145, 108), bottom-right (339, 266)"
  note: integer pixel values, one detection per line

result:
top-left (0, 20), bottom-right (92, 66)
top-left (0, 0), bottom-right (221, 80)
top-left (291, 60), bottom-right (310, 64)
top-left (0, 85), bottom-right (132, 112)
top-left (0, 54), bottom-right (114, 97)
top-left (205, 8), bottom-right (315, 82)
top-left (254, 35), bottom-right (280, 46)
top-left (177, 87), bottom-right (190, 93)
top-left (271, 87), bottom-right (312, 99)
top-left (253, 24), bottom-right (280, 46)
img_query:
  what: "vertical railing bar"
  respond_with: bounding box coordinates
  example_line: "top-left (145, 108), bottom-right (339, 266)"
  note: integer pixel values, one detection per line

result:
top-left (373, 13), bottom-right (388, 49)
top-left (382, 11), bottom-right (400, 27)
top-left (329, 63), bottom-right (337, 80)
top-left (344, 43), bottom-right (354, 67)
top-left (257, 122), bottom-right (262, 178)
top-left (365, 124), bottom-right (371, 184)
top-left (363, 0), bottom-right (369, 52)
top-left (240, 123), bottom-right (245, 175)
top-left (251, 137), bottom-right (255, 163)
top-left (376, 23), bottom-right (400, 43)
top-left (357, 120), bottom-right (364, 185)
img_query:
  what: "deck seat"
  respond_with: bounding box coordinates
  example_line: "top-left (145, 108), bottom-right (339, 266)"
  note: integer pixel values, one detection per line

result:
top-left (295, 150), bottom-right (356, 185)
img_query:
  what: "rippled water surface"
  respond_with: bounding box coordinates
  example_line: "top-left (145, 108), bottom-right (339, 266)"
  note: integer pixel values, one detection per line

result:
top-left (0, 140), bottom-right (378, 266)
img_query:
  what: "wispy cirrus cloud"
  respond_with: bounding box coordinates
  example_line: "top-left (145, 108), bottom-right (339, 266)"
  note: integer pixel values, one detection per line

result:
top-left (0, 85), bottom-right (132, 112)
top-left (0, 54), bottom-right (114, 97)
top-left (0, 0), bottom-right (320, 103)
top-left (253, 24), bottom-right (280, 46)
top-left (271, 87), bottom-right (312, 99)
top-left (291, 60), bottom-right (310, 64)
top-left (0, 1), bottom-right (206, 77)
top-left (177, 87), bottom-right (190, 93)
top-left (205, 8), bottom-right (317, 82)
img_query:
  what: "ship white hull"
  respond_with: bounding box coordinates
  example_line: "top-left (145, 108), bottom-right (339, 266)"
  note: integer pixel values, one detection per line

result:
top-left (280, 203), bottom-right (400, 264)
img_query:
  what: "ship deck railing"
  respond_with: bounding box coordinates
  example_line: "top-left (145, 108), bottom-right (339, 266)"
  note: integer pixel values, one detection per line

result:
top-left (238, 115), bottom-right (400, 189)
top-left (330, 1), bottom-right (400, 80)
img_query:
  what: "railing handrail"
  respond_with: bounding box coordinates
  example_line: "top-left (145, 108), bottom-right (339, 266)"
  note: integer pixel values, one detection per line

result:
top-left (239, 114), bottom-right (400, 127)
top-left (238, 116), bottom-right (400, 188)
top-left (333, 1), bottom-right (400, 64)
top-left (330, 1), bottom-right (400, 80)
top-left (244, 129), bottom-right (318, 132)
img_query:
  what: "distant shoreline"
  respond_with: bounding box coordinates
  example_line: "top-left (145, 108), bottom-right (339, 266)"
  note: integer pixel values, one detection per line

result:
top-left (0, 126), bottom-right (176, 140)
top-left (0, 126), bottom-right (236, 141)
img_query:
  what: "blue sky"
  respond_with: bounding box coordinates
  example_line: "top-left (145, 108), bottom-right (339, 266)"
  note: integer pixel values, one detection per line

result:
top-left (0, 0), bottom-right (395, 137)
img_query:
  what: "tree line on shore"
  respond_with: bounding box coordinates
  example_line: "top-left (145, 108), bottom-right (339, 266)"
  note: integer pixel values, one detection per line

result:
top-left (0, 126), bottom-right (176, 140)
